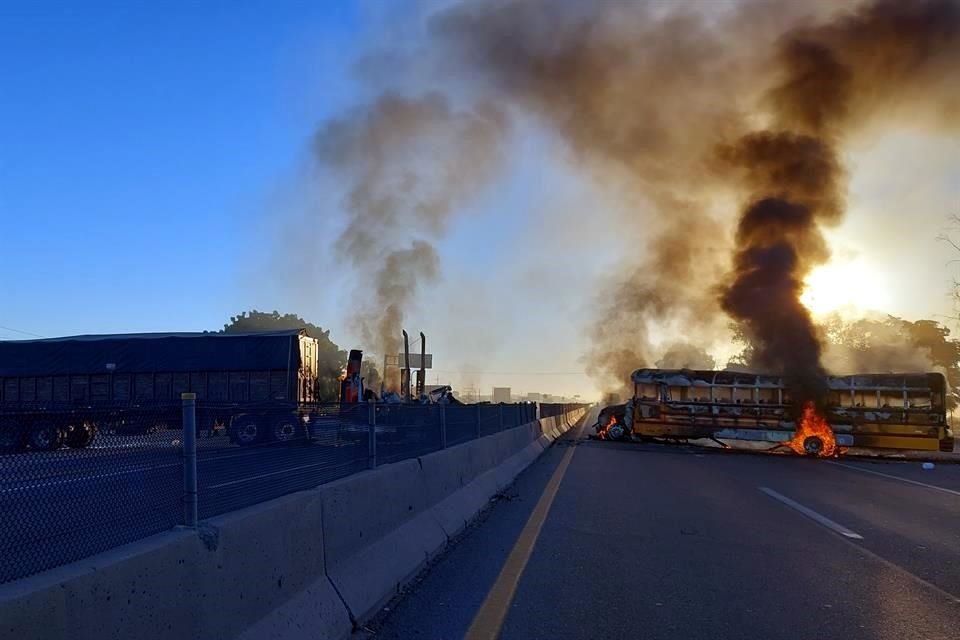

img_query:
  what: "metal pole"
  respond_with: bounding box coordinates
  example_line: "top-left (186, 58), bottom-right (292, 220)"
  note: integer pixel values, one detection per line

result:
top-left (181, 393), bottom-right (198, 528)
top-left (498, 404), bottom-right (504, 432)
top-left (440, 404), bottom-right (447, 449)
top-left (402, 330), bottom-right (411, 402)
top-left (368, 403), bottom-right (377, 469)
top-left (475, 404), bottom-right (482, 439)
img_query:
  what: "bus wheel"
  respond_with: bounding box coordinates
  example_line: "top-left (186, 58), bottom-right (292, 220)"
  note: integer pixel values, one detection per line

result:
top-left (802, 436), bottom-right (824, 457)
top-left (231, 416), bottom-right (262, 446)
top-left (271, 415), bottom-right (299, 443)
top-left (29, 424), bottom-right (64, 451)
top-left (66, 422), bottom-right (97, 449)
top-left (606, 423), bottom-right (628, 441)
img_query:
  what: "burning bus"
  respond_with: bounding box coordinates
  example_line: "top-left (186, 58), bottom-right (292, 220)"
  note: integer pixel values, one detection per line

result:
top-left (597, 368), bottom-right (954, 456)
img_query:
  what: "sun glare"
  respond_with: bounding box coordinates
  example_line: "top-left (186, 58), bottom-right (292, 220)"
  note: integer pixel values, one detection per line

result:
top-left (800, 260), bottom-right (889, 317)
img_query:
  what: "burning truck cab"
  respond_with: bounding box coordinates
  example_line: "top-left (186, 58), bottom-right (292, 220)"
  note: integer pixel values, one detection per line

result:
top-left (599, 368), bottom-right (953, 456)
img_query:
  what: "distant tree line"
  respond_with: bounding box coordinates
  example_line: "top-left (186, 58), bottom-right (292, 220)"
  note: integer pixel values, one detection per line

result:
top-left (730, 314), bottom-right (960, 409)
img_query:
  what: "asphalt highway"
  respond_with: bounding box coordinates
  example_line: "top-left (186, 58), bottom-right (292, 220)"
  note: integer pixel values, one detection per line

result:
top-left (367, 408), bottom-right (960, 640)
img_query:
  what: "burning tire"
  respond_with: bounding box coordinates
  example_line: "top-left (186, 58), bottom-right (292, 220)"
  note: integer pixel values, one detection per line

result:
top-left (604, 421), bottom-right (628, 441)
top-left (595, 404), bottom-right (628, 441)
top-left (801, 435), bottom-right (824, 457)
top-left (787, 402), bottom-right (838, 458)
top-left (28, 424), bottom-right (64, 451)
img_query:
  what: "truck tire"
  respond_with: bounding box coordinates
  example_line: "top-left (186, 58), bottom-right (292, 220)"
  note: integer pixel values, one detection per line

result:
top-left (0, 424), bottom-right (27, 453)
top-left (28, 424), bottom-right (64, 451)
top-left (65, 422), bottom-right (97, 449)
top-left (271, 414), bottom-right (300, 443)
top-left (230, 415), bottom-right (263, 446)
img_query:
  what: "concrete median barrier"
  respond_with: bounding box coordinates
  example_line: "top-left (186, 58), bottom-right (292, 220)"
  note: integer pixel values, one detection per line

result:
top-left (321, 419), bottom-right (553, 624)
top-left (0, 492), bottom-right (352, 640)
top-left (318, 458), bottom-right (448, 625)
top-left (0, 530), bottom-right (200, 640)
top-left (539, 416), bottom-right (559, 442)
top-left (198, 492), bottom-right (351, 640)
top-left (0, 407), bottom-right (588, 640)
top-left (319, 411), bottom-right (585, 625)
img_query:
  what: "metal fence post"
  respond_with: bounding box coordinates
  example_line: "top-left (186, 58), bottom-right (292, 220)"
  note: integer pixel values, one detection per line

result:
top-left (181, 393), bottom-right (198, 528)
top-left (476, 404), bottom-right (482, 439)
top-left (440, 404), bottom-right (447, 449)
top-left (498, 404), bottom-right (504, 431)
top-left (368, 403), bottom-right (378, 469)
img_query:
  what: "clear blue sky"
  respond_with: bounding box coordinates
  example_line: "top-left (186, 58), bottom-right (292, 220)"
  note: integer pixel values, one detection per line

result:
top-left (0, 1), bottom-right (362, 339)
top-left (0, 2), bottom-right (595, 397)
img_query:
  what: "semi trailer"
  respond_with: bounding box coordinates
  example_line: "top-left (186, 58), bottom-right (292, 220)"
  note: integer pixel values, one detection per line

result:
top-left (0, 330), bottom-right (322, 451)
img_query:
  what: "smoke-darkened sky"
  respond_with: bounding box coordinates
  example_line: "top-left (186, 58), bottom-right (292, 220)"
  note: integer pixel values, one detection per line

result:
top-left (2, 1), bottom-right (959, 400)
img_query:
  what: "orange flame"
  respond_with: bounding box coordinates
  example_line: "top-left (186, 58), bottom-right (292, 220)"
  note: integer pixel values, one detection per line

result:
top-left (597, 415), bottom-right (617, 440)
top-left (787, 401), bottom-right (837, 457)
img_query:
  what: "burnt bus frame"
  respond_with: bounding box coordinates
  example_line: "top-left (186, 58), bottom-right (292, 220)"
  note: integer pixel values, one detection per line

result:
top-left (628, 369), bottom-right (953, 453)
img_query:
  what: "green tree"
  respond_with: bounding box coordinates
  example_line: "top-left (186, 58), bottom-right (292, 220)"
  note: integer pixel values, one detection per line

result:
top-left (730, 314), bottom-right (960, 409)
top-left (655, 342), bottom-right (716, 370)
top-left (826, 315), bottom-right (960, 409)
top-left (726, 323), bottom-right (755, 369)
top-left (222, 310), bottom-right (366, 401)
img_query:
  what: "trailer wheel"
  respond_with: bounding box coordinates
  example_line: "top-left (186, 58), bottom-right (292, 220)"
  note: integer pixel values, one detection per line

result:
top-left (231, 415), bottom-right (263, 446)
top-left (0, 425), bottom-right (26, 453)
top-left (65, 422), bottom-right (97, 449)
top-left (271, 415), bottom-right (300, 443)
top-left (29, 424), bottom-right (64, 451)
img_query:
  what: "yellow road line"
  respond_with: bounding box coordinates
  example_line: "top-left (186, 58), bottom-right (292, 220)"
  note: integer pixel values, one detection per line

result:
top-left (465, 434), bottom-right (580, 639)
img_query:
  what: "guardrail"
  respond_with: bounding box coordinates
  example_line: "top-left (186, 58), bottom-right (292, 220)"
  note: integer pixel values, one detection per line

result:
top-left (0, 398), bottom-right (585, 584)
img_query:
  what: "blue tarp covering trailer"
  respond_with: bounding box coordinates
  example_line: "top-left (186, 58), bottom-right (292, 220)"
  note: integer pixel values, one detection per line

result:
top-left (0, 330), bottom-right (322, 451)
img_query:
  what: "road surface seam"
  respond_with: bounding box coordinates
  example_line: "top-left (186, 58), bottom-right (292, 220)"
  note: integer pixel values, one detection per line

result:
top-left (759, 487), bottom-right (864, 539)
top-left (464, 418), bottom-right (586, 640)
top-left (205, 460), bottom-right (331, 488)
top-left (826, 461), bottom-right (960, 498)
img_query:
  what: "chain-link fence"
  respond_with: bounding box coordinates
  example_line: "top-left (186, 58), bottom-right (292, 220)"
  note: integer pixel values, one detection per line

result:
top-left (192, 402), bottom-right (371, 520)
top-left (0, 399), bottom-right (567, 584)
top-left (540, 403), bottom-right (577, 418)
top-left (0, 403), bottom-right (184, 584)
